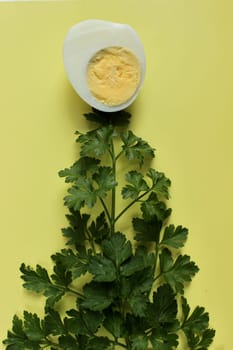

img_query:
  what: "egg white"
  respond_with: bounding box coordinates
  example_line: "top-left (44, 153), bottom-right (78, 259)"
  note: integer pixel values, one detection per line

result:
top-left (63, 19), bottom-right (146, 112)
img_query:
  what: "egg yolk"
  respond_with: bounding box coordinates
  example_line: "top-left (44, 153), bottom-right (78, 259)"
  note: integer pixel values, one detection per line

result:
top-left (86, 46), bottom-right (141, 106)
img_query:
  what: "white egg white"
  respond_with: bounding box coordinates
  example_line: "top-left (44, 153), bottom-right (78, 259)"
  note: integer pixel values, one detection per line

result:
top-left (63, 19), bottom-right (146, 112)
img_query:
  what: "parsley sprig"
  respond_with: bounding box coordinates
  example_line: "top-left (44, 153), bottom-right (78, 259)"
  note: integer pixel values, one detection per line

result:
top-left (3, 109), bottom-right (215, 350)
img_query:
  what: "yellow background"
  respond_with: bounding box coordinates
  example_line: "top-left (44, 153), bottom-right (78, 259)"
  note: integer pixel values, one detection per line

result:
top-left (0, 1), bottom-right (232, 349)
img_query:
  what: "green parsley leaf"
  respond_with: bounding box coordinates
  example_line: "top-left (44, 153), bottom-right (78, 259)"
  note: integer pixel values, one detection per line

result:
top-left (147, 169), bottom-right (171, 199)
top-left (76, 335), bottom-right (88, 349)
top-left (150, 331), bottom-right (178, 350)
top-left (62, 209), bottom-right (90, 246)
top-left (140, 192), bottom-right (172, 222)
top-left (51, 260), bottom-right (72, 287)
top-left (102, 232), bottom-right (132, 267)
top-left (126, 314), bottom-right (150, 334)
top-left (87, 336), bottom-right (111, 350)
top-left (80, 282), bottom-right (116, 311)
top-left (133, 216), bottom-right (162, 242)
top-left (3, 315), bottom-right (26, 350)
top-left (52, 248), bottom-right (88, 279)
top-left (120, 268), bottom-right (154, 317)
top-left (131, 334), bottom-right (149, 350)
top-left (128, 294), bottom-right (149, 317)
top-left (88, 255), bottom-right (117, 282)
top-left (159, 249), bottom-right (199, 294)
top-left (184, 328), bottom-right (215, 350)
top-left (23, 311), bottom-right (45, 342)
top-left (120, 130), bottom-right (155, 166)
top-left (121, 267), bottom-right (154, 298)
top-left (64, 178), bottom-right (96, 211)
top-left (122, 170), bottom-right (149, 199)
top-left (58, 335), bottom-right (78, 350)
top-left (103, 311), bottom-right (126, 338)
top-left (147, 284), bottom-right (177, 327)
top-left (134, 246), bottom-right (155, 270)
top-left (181, 297), bottom-right (210, 334)
top-left (44, 308), bottom-right (66, 336)
top-left (181, 296), bottom-right (190, 321)
top-left (77, 125), bottom-right (116, 157)
top-left (58, 157), bottom-right (100, 183)
top-left (11, 315), bottom-right (25, 338)
top-left (20, 263), bottom-right (51, 294)
top-left (120, 245), bottom-right (154, 278)
top-left (195, 329), bottom-right (216, 349)
top-left (120, 254), bottom-right (145, 277)
top-left (161, 225), bottom-right (188, 249)
top-left (64, 167), bottom-right (116, 211)
top-left (20, 264), bottom-right (65, 307)
top-left (84, 108), bottom-right (131, 126)
top-left (3, 312), bottom-right (47, 349)
top-left (66, 309), bottom-right (103, 335)
top-left (93, 166), bottom-right (117, 198)
top-left (88, 211), bottom-right (110, 243)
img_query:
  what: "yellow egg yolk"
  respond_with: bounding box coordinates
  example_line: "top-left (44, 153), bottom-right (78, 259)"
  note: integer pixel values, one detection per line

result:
top-left (86, 46), bottom-right (141, 106)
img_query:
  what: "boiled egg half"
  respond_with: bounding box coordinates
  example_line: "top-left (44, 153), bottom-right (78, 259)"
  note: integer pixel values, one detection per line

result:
top-left (63, 19), bottom-right (146, 112)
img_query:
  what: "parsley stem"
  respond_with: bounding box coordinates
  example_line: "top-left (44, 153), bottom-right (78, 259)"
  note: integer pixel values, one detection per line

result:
top-left (153, 244), bottom-right (160, 279)
top-left (145, 328), bottom-right (153, 336)
top-left (110, 138), bottom-right (116, 235)
top-left (86, 229), bottom-right (97, 255)
top-left (99, 197), bottom-right (111, 224)
top-left (66, 287), bottom-right (84, 298)
top-left (126, 338), bottom-right (132, 350)
top-left (115, 149), bottom-right (124, 161)
top-left (153, 272), bottom-right (162, 282)
top-left (42, 338), bottom-right (62, 349)
top-left (50, 282), bottom-right (83, 299)
top-left (115, 190), bottom-right (150, 223)
top-left (110, 339), bottom-right (127, 349)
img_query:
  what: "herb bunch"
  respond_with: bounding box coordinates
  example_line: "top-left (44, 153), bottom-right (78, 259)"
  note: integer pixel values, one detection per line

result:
top-left (3, 109), bottom-right (215, 350)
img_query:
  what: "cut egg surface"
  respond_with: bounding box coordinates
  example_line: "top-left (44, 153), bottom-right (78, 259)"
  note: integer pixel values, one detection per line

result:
top-left (63, 19), bottom-right (146, 112)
